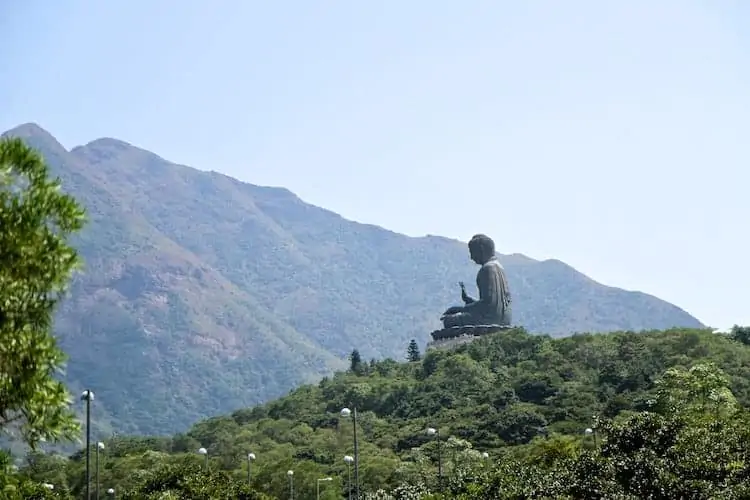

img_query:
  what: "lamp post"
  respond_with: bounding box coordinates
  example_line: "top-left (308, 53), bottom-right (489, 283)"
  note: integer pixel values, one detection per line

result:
top-left (106, 488), bottom-right (115, 498)
top-left (81, 390), bottom-right (95, 500)
top-left (287, 470), bottom-right (294, 500)
top-left (480, 451), bottom-right (489, 470)
top-left (316, 477), bottom-right (333, 500)
top-left (584, 427), bottom-right (598, 447)
top-left (43, 483), bottom-right (54, 490)
top-left (96, 441), bottom-right (105, 499)
top-left (343, 455), bottom-right (354, 500)
top-left (197, 447), bottom-right (208, 470)
top-left (426, 427), bottom-right (442, 490)
top-left (247, 452), bottom-right (256, 484)
top-left (340, 407), bottom-right (359, 499)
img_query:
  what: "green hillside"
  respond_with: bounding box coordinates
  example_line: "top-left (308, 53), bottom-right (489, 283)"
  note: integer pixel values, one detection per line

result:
top-left (14, 327), bottom-right (750, 499)
top-left (3, 123), bottom-right (703, 437)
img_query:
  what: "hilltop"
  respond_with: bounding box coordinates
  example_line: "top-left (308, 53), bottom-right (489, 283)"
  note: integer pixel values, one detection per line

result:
top-left (17, 327), bottom-right (750, 499)
top-left (3, 123), bottom-right (703, 436)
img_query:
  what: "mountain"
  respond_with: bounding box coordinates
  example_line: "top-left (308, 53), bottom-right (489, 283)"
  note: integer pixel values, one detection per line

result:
top-left (2, 123), bottom-right (703, 436)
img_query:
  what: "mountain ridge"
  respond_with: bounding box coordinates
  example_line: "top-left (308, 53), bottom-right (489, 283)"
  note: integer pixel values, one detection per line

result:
top-left (2, 123), bottom-right (703, 436)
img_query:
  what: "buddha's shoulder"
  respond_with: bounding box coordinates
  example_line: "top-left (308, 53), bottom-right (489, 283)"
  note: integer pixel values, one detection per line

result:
top-left (482, 259), bottom-right (504, 271)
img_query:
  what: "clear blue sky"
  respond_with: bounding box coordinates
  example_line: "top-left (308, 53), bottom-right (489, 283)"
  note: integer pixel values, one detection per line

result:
top-left (1, 0), bottom-right (748, 329)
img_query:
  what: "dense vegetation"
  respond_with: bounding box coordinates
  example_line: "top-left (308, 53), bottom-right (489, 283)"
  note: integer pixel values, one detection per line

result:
top-left (0, 137), bottom-right (86, 448)
top-left (2, 123), bottom-right (702, 437)
top-left (5, 326), bottom-right (750, 499)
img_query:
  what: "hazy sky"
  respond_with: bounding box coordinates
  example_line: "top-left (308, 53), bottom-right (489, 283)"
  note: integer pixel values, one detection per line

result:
top-left (1, 1), bottom-right (748, 329)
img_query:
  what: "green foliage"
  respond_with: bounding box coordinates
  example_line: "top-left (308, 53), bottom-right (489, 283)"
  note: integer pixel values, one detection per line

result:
top-left (654, 362), bottom-right (738, 419)
top-left (0, 137), bottom-right (85, 448)
top-left (730, 324), bottom-right (750, 345)
top-left (12, 327), bottom-right (750, 499)
top-left (407, 340), bottom-right (421, 362)
top-left (120, 459), bottom-right (271, 500)
top-left (395, 363), bottom-right (750, 499)
top-left (350, 349), bottom-right (363, 374)
top-left (0, 450), bottom-right (68, 499)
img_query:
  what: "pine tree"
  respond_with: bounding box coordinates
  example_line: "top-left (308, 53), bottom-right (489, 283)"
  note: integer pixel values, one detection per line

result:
top-left (349, 349), bottom-right (362, 373)
top-left (407, 339), bottom-right (422, 362)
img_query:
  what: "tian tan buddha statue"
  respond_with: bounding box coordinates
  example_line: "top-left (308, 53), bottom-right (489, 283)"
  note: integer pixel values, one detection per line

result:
top-left (440, 234), bottom-right (512, 329)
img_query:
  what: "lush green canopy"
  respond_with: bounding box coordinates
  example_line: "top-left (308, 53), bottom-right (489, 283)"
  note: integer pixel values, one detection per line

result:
top-left (0, 137), bottom-right (86, 448)
top-left (7, 326), bottom-right (750, 499)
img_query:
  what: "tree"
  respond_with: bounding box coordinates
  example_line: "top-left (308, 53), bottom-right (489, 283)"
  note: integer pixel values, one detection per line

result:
top-left (406, 339), bottom-right (421, 362)
top-left (0, 448), bottom-right (64, 499)
top-left (0, 137), bottom-right (86, 447)
top-left (120, 459), bottom-right (271, 500)
top-left (349, 349), bottom-right (362, 373)
top-left (730, 325), bottom-right (750, 346)
top-left (654, 362), bottom-right (738, 419)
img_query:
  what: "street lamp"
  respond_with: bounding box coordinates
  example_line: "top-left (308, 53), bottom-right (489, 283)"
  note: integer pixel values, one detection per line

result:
top-left (340, 407), bottom-right (359, 499)
top-left (197, 447), bottom-right (208, 470)
top-left (43, 483), bottom-right (54, 490)
top-left (343, 455), bottom-right (354, 500)
top-left (80, 390), bottom-right (95, 500)
top-left (287, 470), bottom-right (294, 500)
top-left (247, 452), bottom-right (256, 484)
top-left (106, 488), bottom-right (115, 498)
top-left (96, 441), bottom-right (105, 500)
top-left (426, 427), bottom-right (443, 490)
top-left (584, 427), bottom-right (598, 447)
top-left (481, 452), bottom-right (489, 460)
top-left (316, 477), bottom-right (333, 500)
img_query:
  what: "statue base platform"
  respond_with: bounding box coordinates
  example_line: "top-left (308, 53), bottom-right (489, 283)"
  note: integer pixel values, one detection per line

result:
top-left (430, 324), bottom-right (509, 341)
top-left (427, 334), bottom-right (479, 351)
top-left (427, 324), bottom-right (511, 351)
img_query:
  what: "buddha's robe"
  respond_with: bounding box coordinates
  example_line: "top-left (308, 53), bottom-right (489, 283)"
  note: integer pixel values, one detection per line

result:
top-left (443, 257), bottom-right (512, 328)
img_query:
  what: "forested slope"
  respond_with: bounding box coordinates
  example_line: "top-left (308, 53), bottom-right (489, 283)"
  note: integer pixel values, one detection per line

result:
top-left (16, 327), bottom-right (750, 499)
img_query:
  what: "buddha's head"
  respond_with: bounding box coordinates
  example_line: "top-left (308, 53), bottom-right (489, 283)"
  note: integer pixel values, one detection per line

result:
top-left (468, 234), bottom-right (495, 265)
